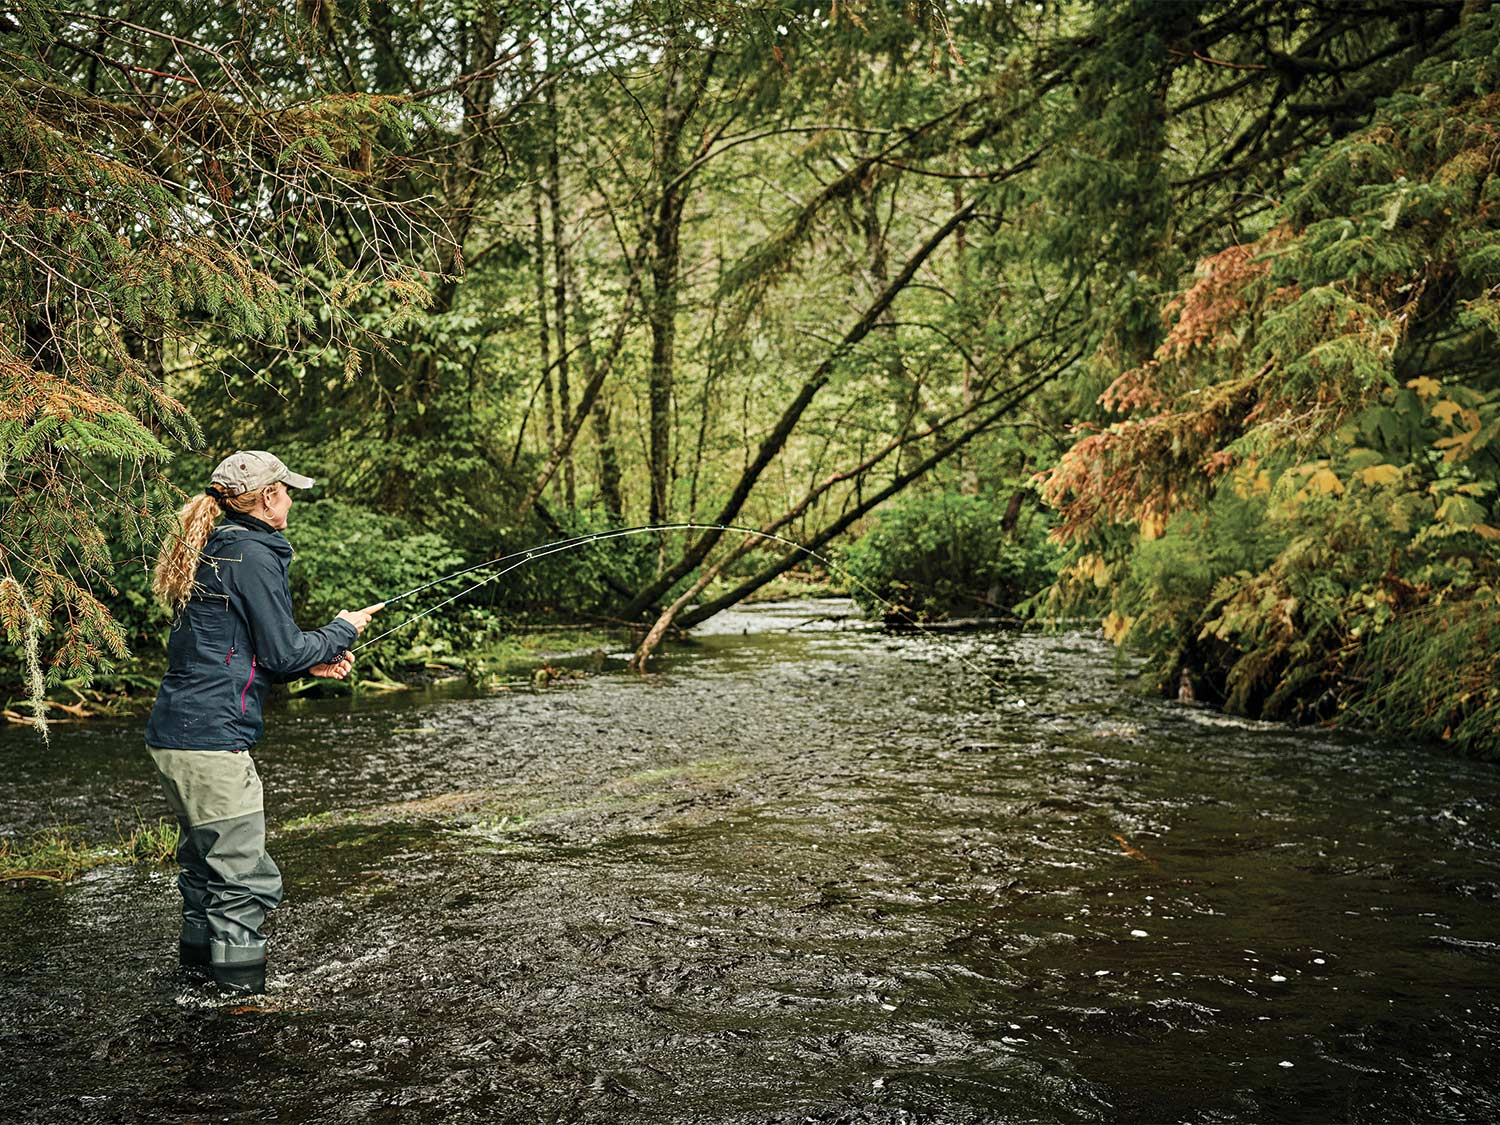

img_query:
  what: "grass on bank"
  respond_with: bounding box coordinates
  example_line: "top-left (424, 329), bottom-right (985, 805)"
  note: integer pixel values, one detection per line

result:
top-left (459, 626), bottom-right (617, 679)
top-left (0, 817), bottom-right (178, 883)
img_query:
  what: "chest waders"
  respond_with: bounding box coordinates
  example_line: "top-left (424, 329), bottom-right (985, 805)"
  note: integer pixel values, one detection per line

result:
top-left (149, 747), bottom-right (281, 992)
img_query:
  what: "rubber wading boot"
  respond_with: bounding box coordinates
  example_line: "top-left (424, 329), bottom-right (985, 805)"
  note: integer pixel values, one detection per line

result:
top-left (212, 960), bottom-right (266, 995)
top-left (179, 938), bottom-right (211, 973)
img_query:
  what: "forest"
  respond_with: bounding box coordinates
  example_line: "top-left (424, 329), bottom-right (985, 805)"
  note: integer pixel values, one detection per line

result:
top-left (1, 0), bottom-right (1497, 754)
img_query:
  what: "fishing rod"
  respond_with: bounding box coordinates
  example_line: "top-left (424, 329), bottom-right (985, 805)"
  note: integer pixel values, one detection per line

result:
top-left (354, 523), bottom-right (812, 652)
top-left (348, 522), bottom-right (1008, 689)
top-left (377, 523), bottom-right (747, 609)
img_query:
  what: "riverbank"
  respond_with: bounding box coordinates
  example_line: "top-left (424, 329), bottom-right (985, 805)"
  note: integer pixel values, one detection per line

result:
top-left (3, 574), bottom-right (851, 729)
top-left (1, 622), bottom-right (625, 728)
top-left (0, 817), bottom-right (178, 884)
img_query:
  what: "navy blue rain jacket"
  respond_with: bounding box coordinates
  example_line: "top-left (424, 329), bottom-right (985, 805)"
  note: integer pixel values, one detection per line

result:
top-left (145, 511), bottom-right (358, 751)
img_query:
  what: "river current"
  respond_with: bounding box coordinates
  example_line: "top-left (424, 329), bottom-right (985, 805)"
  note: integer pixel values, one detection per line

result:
top-left (2, 600), bottom-right (1497, 1122)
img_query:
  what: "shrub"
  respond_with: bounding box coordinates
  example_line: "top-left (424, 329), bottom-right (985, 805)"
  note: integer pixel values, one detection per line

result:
top-left (841, 490), bottom-right (1061, 619)
top-left (287, 501), bottom-right (661, 651)
top-left (284, 499), bottom-right (465, 633)
top-left (473, 508), bottom-right (659, 619)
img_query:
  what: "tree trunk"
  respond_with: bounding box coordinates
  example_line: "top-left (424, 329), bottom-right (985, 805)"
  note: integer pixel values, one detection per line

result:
top-left (1004, 487), bottom-right (1029, 534)
top-left (642, 42), bottom-right (718, 529)
top-left (562, 245), bottom-right (626, 520)
top-left (545, 67), bottom-right (574, 510)
top-left (646, 54), bottom-right (685, 526)
top-left (593, 395), bottom-right (625, 519)
top-left (515, 235), bottom-right (648, 521)
top-left (647, 183), bottom-right (681, 527)
top-left (530, 185), bottom-right (555, 467)
top-left (1000, 455), bottom-right (1030, 535)
top-left (628, 559), bottom-right (721, 672)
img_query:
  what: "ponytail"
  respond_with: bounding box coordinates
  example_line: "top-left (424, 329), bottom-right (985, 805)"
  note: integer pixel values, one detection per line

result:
top-left (152, 485), bottom-right (268, 609)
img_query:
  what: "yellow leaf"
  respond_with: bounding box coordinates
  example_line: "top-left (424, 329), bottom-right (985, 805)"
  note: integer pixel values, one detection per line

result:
top-left (1474, 524), bottom-right (1500, 541)
top-left (1070, 554), bottom-right (1106, 587)
top-left (1431, 399), bottom-right (1463, 425)
top-left (1406, 376), bottom-right (1442, 399)
top-left (1139, 511), bottom-right (1166, 541)
top-left (1359, 463), bottom-right (1402, 486)
top-left (1434, 427), bottom-right (1480, 461)
top-left (1308, 468), bottom-right (1345, 495)
top-left (1437, 495), bottom-right (1485, 526)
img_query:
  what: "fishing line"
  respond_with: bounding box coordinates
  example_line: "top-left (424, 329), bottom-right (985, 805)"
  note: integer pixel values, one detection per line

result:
top-left (349, 523), bottom-right (1007, 688)
top-left (378, 523), bottom-right (734, 608)
top-left (355, 524), bottom-right (795, 650)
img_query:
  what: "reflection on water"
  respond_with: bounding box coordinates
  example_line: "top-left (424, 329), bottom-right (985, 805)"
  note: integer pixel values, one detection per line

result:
top-left (2, 600), bottom-right (1498, 1122)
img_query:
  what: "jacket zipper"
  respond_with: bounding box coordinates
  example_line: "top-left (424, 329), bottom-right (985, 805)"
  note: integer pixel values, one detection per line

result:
top-left (225, 646), bottom-right (235, 665)
top-left (240, 654), bottom-right (256, 714)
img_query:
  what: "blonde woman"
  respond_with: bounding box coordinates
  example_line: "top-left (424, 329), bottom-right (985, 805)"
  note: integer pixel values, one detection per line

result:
top-left (147, 451), bottom-right (383, 994)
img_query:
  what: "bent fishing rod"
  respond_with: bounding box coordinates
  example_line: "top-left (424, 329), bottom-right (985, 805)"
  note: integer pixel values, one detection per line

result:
top-left (346, 522), bottom-right (1008, 688)
top-left (376, 523), bottom-right (761, 611)
top-left (352, 523), bottom-right (820, 652)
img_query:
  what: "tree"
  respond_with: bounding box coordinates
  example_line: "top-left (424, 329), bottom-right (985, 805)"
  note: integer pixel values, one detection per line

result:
top-left (0, 3), bottom-right (436, 724)
top-left (1043, 3), bottom-right (1499, 752)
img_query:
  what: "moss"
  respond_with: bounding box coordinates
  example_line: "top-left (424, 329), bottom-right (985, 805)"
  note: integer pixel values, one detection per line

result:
top-left (606, 757), bottom-right (741, 794)
top-left (279, 809), bottom-right (345, 832)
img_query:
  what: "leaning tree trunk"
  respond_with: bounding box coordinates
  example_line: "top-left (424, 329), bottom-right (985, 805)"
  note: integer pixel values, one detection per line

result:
top-left (674, 362), bottom-right (1068, 630)
top-left (619, 196), bottom-right (979, 620)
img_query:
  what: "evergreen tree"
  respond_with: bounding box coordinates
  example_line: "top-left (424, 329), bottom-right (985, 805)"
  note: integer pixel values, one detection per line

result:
top-left (1045, 4), bottom-right (1499, 753)
top-left (0, 3), bottom-right (435, 726)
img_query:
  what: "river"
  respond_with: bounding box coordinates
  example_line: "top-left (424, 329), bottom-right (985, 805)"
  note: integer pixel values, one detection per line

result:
top-left (2, 599), bottom-right (1497, 1122)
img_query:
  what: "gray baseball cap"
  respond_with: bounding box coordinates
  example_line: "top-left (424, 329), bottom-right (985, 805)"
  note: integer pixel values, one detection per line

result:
top-left (211, 450), bottom-right (315, 495)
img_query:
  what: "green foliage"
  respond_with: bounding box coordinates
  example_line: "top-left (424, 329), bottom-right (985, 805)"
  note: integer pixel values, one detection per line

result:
top-left (0, 4), bottom-right (437, 719)
top-left (1350, 600), bottom-right (1500, 751)
top-left (1104, 491), bottom-right (1281, 689)
top-left (284, 500), bottom-right (659, 663)
top-left (841, 490), bottom-right (1060, 620)
top-left (285, 500), bottom-right (464, 635)
top-left (472, 509), bottom-right (659, 620)
top-left (1046, 5), bottom-right (1500, 755)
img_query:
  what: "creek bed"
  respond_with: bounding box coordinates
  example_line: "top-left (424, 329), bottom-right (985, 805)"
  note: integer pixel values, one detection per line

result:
top-left (2, 599), bottom-right (1498, 1122)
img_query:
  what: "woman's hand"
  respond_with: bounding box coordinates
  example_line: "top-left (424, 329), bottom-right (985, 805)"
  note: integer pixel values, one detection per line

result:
top-left (336, 602), bottom-right (385, 635)
top-left (309, 651), bottom-right (355, 680)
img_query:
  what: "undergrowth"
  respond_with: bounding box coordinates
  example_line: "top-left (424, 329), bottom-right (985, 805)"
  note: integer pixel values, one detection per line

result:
top-left (0, 816), bottom-right (178, 884)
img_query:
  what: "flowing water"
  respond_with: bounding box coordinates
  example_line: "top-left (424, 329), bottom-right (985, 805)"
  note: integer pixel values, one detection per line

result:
top-left (2, 600), bottom-right (1498, 1123)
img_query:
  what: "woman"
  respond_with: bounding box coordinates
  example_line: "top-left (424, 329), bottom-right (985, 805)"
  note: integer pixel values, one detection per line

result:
top-left (146, 450), bottom-right (382, 994)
